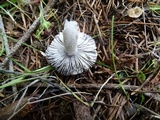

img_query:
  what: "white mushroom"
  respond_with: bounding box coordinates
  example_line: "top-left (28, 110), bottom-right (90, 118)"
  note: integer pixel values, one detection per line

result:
top-left (127, 6), bottom-right (143, 18)
top-left (45, 20), bottom-right (97, 75)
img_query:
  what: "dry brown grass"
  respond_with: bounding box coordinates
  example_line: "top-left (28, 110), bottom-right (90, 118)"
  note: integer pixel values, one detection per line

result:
top-left (0, 0), bottom-right (160, 120)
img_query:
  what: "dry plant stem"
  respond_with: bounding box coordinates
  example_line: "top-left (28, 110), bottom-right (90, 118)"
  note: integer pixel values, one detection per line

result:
top-left (135, 46), bottom-right (138, 72)
top-left (72, 83), bottom-right (139, 91)
top-left (124, 48), bottom-right (160, 58)
top-left (0, 14), bottom-right (17, 92)
top-left (111, 21), bottom-right (160, 26)
top-left (93, 13), bottom-right (104, 45)
top-left (0, 14), bottom-right (10, 56)
top-left (142, 4), bottom-right (148, 47)
top-left (71, 84), bottom-right (160, 93)
top-left (0, 0), bottom-right (57, 67)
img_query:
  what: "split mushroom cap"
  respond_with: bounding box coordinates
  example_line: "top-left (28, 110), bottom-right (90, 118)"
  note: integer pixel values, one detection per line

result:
top-left (45, 20), bottom-right (97, 75)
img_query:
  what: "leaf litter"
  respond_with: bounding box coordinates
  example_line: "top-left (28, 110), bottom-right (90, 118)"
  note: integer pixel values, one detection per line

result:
top-left (0, 0), bottom-right (160, 120)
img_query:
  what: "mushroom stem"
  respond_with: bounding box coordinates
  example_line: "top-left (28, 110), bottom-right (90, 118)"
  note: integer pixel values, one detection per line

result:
top-left (63, 20), bottom-right (79, 56)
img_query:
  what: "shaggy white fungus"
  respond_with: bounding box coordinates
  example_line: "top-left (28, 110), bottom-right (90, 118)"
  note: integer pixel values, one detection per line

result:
top-left (45, 20), bottom-right (97, 75)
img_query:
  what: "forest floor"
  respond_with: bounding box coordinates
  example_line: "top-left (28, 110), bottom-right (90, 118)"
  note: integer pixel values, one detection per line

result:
top-left (0, 0), bottom-right (160, 120)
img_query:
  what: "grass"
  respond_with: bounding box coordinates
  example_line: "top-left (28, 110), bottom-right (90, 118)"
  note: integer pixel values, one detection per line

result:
top-left (0, 5), bottom-right (16, 23)
top-left (149, 4), bottom-right (160, 15)
top-left (0, 65), bottom-right (53, 89)
top-left (36, 2), bottom-right (51, 40)
top-left (110, 16), bottom-right (128, 98)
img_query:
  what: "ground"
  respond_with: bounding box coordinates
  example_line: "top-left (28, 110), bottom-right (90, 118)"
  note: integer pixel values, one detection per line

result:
top-left (0, 0), bottom-right (160, 120)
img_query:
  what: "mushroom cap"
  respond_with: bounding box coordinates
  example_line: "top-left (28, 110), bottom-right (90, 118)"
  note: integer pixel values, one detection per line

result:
top-left (45, 32), bottom-right (97, 75)
top-left (127, 6), bottom-right (143, 18)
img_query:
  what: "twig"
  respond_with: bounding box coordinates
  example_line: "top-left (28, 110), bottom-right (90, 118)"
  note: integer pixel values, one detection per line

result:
top-left (93, 13), bottom-right (104, 45)
top-left (0, 15), bottom-right (10, 57)
top-left (142, 3), bottom-right (148, 47)
top-left (70, 83), bottom-right (139, 91)
top-left (0, 14), bottom-right (17, 92)
top-left (135, 46), bottom-right (139, 72)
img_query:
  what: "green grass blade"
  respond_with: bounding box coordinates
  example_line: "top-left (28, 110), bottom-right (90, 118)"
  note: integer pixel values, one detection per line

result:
top-left (110, 16), bottom-right (128, 98)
